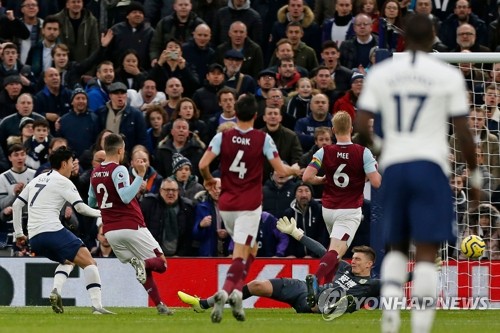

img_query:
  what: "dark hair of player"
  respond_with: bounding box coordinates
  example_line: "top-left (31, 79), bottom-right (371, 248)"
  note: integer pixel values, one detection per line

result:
top-left (104, 133), bottom-right (125, 154)
top-left (352, 245), bottom-right (376, 263)
top-left (404, 14), bottom-right (434, 52)
top-left (235, 94), bottom-right (258, 122)
top-left (49, 146), bottom-right (74, 169)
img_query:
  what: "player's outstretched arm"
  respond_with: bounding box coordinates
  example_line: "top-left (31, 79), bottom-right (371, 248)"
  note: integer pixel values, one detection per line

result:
top-left (277, 217), bottom-right (328, 257)
top-left (269, 157), bottom-right (301, 178)
top-left (73, 202), bottom-right (101, 218)
top-left (302, 165), bottom-right (326, 185)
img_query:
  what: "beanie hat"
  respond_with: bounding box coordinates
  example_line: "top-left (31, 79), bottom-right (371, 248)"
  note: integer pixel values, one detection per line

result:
top-left (172, 153), bottom-right (192, 174)
top-left (19, 117), bottom-right (34, 130)
top-left (71, 86), bottom-right (87, 102)
top-left (351, 71), bottom-right (364, 83)
top-left (294, 181), bottom-right (314, 196)
top-left (126, 1), bottom-right (145, 15)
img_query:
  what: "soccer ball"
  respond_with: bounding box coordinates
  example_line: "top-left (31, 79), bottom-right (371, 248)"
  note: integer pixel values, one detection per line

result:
top-left (460, 235), bottom-right (486, 258)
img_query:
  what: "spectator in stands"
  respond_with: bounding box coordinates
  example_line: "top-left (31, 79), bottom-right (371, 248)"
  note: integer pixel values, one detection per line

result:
top-left (481, 84), bottom-right (500, 137)
top-left (254, 211), bottom-right (289, 257)
top-left (372, 0), bottom-right (404, 52)
top-left (294, 93), bottom-right (332, 151)
top-left (276, 56), bottom-right (302, 95)
top-left (128, 79), bottom-right (167, 114)
top-left (0, 7), bottom-right (30, 46)
top-left (86, 60), bottom-right (114, 112)
top-left (215, 21), bottom-right (263, 79)
top-left (149, 0), bottom-right (204, 66)
top-left (207, 87), bottom-right (237, 138)
top-left (212, 0), bottom-right (263, 47)
top-left (489, 2), bottom-right (500, 51)
top-left (457, 145), bottom-right (495, 196)
top-left (182, 23), bottom-right (215, 81)
top-left (282, 181), bottom-right (329, 258)
top-left (261, 106), bottom-right (303, 182)
top-left (0, 75), bottom-right (23, 119)
top-left (285, 77), bottom-right (314, 127)
top-left (269, 0), bottom-right (321, 64)
top-left (164, 77), bottom-right (184, 118)
top-left (314, 0), bottom-right (336, 26)
top-left (450, 108), bottom-right (500, 182)
top-left (149, 39), bottom-right (200, 96)
top-left (222, 49), bottom-right (256, 96)
top-left (460, 203), bottom-right (500, 260)
top-left (451, 173), bottom-right (468, 235)
top-left (170, 153), bottom-right (204, 200)
top-left (145, 105), bottom-right (168, 157)
top-left (114, 50), bottom-right (148, 91)
top-left (255, 69), bottom-right (277, 114)
top-left (340, 13), bottom-right (378, 71)
top-left (332, 71), bottom-right (364, 122)
top-left (78, 129), bottom-right (112, 171)
top-left (192, 63), bottom-right (226, 122)
top-left (320, 41), bottom-right (353, 98)
top-left (155, 118), bottom-right (205, 178)
top-left (91, 223), bottom-right (116, 258)
top-left (267, 38), bottom-right (309, 78)
top-left (0, 144), bottom-right (35, 244)
top-left (23, 118), bottom-right (50, 170)
top-left (57, 87), bottom-right (101, 158)
top-left (439, 0), bottom-right (488, 51)
top-left (108, 2), bottom-right (154, 70)
top-left (96, 82), bottom-right (148, 154)
top-left (166, 97), bottom-right (209, 145)
top-left (0, 43), bottom-right (36, 93)
top-left (192, 177), bottom-right (230, 257)
top-left (141, 177), bottom-right (197, 256)
top-left (453, 23), bottom-right (490, 52)
top-left (414, 0), bottom-right (441, 33)
top-left (298, 126), bottom-right (332, 199)
top-left (311, 65), bottom-right (338, 108)
top-left (26, 15), bottom-right (61, 79)
top-left (6, 116), bottom-right (34, 148)
top-left (14, 0), bottom-right (42, 64)
top-left (256, 87), bottom-right (291, 129)
top-left (282, 22), bottom-right (318, 72)
top-left (0, 93), bottom-right (44, 154)
top-left (33, 67), bottom-right (72, 132)
top-left (53, 0), bottom-right (99, 63)
top-left (263, 165), bottom-right (299, 218)
top-left (129, 145), bottom-right (163, 202)
top-left (50, 29), bottom-right (112, 90)
top-left (143, 0), bottom-right (175, 28)
top-left (321, 0), bottom-right (355, 46)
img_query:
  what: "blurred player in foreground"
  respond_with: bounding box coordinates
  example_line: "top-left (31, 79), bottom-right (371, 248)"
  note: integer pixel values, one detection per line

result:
top-left (13, 147), bottom-right (113, 314)
top-left (356, 13), bottom-right (480, 333)
top-left (198, 94), bottom-right (300, 323)
top-left (88, 134), bottom-right (173, 315)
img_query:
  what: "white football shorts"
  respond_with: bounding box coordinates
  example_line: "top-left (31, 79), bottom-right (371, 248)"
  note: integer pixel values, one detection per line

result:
top-left (220, 206), bottom-right (262, 247)
top-left (322, 207), bottom-right (362, 247)
top-left (105, 227), bottom-right (163, 263)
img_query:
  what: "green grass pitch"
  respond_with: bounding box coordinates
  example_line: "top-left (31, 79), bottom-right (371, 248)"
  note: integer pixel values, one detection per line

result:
top-left (1, 307), bottom-right (499, 333)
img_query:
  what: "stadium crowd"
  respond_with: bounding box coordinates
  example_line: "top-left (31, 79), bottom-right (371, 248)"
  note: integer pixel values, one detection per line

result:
top-left (0, 0), bottom-right (500, 259)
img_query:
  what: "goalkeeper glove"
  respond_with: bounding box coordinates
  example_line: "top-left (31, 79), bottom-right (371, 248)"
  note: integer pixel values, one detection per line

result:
top-left (277, 216), bottom-right (304, 240)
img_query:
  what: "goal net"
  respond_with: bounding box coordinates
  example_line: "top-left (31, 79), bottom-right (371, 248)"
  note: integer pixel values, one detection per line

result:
top-left (381, 52), bottom-right (500, 309)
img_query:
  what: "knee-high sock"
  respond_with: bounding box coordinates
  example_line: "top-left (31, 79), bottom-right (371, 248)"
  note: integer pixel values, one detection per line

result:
top-left (222, 258), bottom-right (245, 294)
top-left (83, 265), bottom-right (103, 309)
top-left (323, 260), bottom-right (340, 284)
top-left (53, 264), bottom-right (74, 293)
top-left (145, 257), bottom-right (167, 273)
top-left (380, 251), bottom-right (407, 333)
top-left (315, 250), bottom-right (339, 284)
top-left (143, 270), bottom-right (162, 306)
top-left (235, 254), bottom-right (255, 291)
top-left (411, 262), bottom-right (437, 333)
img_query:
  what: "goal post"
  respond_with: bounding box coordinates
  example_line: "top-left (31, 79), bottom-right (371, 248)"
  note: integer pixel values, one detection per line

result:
top-left (370, 51), bottom-right (500, 308)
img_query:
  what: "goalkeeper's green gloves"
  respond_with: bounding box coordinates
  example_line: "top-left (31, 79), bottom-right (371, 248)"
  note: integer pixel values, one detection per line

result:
top-left (277, 216), bottom-right (304, 240)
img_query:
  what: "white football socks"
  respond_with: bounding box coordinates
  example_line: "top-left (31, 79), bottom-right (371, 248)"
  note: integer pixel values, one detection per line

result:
top-left (83, 265), bottom-right (103, 309)
top-left (381, 251), bottom-right (408, 333)
top-left (411, 262), bottom-right (437, 333)
top-left (53, 264), bottom-right (74, 293)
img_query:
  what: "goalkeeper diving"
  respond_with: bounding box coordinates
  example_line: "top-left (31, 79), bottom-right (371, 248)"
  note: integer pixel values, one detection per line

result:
top-left (179, 217), bottom-right (382, 314)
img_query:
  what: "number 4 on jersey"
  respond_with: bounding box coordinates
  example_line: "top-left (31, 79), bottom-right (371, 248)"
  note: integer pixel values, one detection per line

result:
top-left (229, 150), bottom-right (248, 179)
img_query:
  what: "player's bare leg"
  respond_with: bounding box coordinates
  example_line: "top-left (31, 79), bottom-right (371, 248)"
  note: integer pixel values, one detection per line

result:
top-left (381, 244), bottom-right (408, 333)
top-left (72, 247), bottom-right (115, 314)
top-left (411, 243), bottom-right (440, 333)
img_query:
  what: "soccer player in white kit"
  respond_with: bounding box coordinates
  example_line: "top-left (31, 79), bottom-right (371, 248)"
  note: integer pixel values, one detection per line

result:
top-left (12, 147), bottom-right (114, 315)
top-left (356, 14), bottom-right (481, 333)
